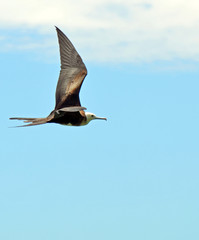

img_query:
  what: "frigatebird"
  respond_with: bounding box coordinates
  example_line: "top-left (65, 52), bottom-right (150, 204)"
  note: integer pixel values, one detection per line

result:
top-left (10, 27), bottom-right (107, 127)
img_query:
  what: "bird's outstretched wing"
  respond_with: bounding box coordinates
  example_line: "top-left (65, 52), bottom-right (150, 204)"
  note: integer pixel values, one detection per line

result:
top-left (54, 27), bottom-right (87, 110)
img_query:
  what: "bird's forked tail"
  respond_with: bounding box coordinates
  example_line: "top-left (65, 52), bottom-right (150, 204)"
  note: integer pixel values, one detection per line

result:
top-left (9, 117), bottom-right (49, 127)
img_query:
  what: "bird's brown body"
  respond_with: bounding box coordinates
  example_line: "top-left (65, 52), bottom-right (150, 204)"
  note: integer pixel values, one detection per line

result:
top-left (10, 27), bottom-right (106, 127)
top-left (48, 110), bottom-right (86, 126)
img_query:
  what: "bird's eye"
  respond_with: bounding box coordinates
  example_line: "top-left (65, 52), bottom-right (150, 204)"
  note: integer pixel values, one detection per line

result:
top-left (91, 115), bottom-right (94, 117)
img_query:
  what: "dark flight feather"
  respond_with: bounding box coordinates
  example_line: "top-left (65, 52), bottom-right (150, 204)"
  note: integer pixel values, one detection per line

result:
top-left (55, 27), bottom-right (87, 110)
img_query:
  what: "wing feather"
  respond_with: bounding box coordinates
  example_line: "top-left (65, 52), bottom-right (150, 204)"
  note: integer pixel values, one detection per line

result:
top-left (54, 27), bottom-right (87, 110)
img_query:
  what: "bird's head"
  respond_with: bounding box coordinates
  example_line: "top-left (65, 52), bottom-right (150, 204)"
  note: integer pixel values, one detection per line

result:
top-left (85, 112), bottom-right (107, 124)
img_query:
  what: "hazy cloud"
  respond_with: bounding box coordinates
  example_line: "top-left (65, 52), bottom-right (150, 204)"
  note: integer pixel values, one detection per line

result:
top-left (0, 0), bottom-right (199, 63)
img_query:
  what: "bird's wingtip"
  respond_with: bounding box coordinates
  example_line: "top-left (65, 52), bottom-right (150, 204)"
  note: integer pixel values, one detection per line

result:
top-left (55, 26), bottom-right (61, 32)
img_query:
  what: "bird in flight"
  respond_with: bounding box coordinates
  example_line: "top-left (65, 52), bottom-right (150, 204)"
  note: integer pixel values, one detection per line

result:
top-left (10, 27), bottom-right (107, 127)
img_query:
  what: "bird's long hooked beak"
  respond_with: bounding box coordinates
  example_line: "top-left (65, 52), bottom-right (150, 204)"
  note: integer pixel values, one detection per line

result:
top-left (95, 116), bottom-right (107, 121)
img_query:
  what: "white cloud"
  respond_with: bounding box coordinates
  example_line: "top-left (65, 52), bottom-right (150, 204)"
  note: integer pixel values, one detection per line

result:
top-left (0, 0), bottom-right (199, 63)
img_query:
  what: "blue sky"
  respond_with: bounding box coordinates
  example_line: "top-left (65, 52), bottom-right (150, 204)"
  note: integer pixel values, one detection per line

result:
top-left (1, 1), bottom-right (199, 240)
